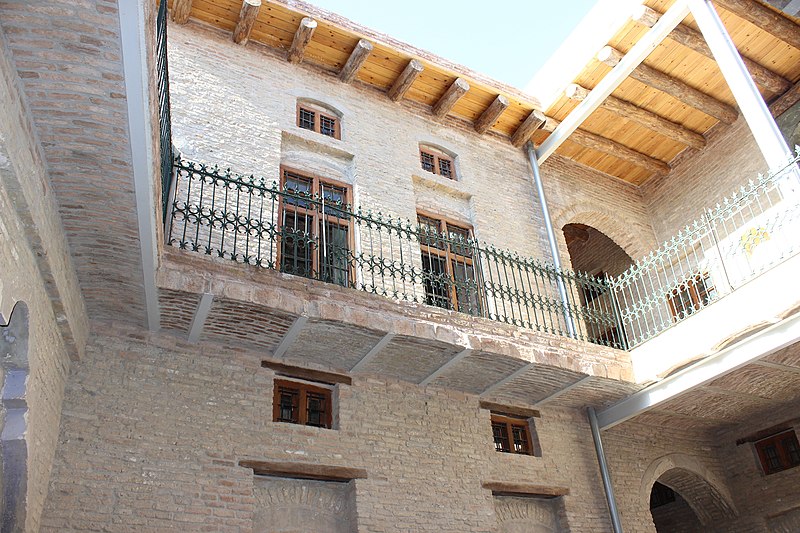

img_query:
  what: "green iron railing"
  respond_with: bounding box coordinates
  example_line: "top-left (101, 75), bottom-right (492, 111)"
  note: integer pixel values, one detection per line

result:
top-left (609, 152), bottom-right (800, 348)
top-left (157, 0), bottom-right (173, 218)
top-left (166, 158), bottom-right (626, 349)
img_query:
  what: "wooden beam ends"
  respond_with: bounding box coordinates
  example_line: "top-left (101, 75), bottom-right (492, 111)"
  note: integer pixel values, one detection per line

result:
top-left (232, 0), bottom-right (262, 45)
top-left (633, 6), bottom-right (791, 94)
top-left (597, 45), bottom-right (739, 124)
top-left (432, 77), bottom-right (470, 117)
top-left (474, 95), bottom-right (510, 134)
top-left (287, 17), bottom-right (317, 64)
top-left (511, 109), bottom-right (546, 148)
top-left (388, 59), bottom-right (424, 102)
top-left (542, 117), bottom-right (671, 175)
top-left (565, 84), bottom-right (706, 149)
top-left (339, 39), bottom-right (374, 84)
top-left (171, 0), bottom-right (193, 24)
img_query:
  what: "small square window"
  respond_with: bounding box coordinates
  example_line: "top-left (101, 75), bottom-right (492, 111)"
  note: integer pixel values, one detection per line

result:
top-left (755, 430), bottom-right (800, 475)
top-left (273, 379), bottom-right (333, 429)
top-left (491, 414), bottom-right (534, 456)
top-left (297, 104), bottom-right (340, 140)
top-left (419, 147), bottom-right (455, 180)
top-left (298, 108), bottom-right (316, 131)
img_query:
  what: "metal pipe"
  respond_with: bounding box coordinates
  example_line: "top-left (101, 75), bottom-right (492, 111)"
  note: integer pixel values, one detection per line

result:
top-left (525, 142), bottom-right (577, 337)
top-left (588, 406), bottom-right (624, 533)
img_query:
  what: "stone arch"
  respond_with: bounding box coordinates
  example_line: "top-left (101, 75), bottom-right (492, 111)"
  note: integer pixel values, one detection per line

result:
top-left (552, 203), bottom-right (654, 266)
top-left (0, 300), bottom-right (30, 532)
top-left (640, 453), bottom-right (737, 526)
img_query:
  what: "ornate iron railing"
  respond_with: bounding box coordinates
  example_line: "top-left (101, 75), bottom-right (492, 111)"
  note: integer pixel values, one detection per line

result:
top-left (157, 0), bottom-right (173, 218)
top-left (166, 159), bottom-right (625, 348)
top-left (610, 153), bottom-right (800, 348)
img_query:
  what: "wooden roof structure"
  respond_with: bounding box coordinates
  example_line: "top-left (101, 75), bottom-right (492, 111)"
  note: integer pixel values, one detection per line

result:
top-left (168, 0), bottom-right (800, 186)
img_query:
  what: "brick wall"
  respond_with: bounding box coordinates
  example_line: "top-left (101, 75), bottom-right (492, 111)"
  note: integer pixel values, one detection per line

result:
top-left (0, 25), bottom-right (87, 531)
top-left (41, 323), bottom-right (615, 532)
top-left (641, 117), bottom-right (770, 243)
top-left (167, 21), bottom-right (661, 270)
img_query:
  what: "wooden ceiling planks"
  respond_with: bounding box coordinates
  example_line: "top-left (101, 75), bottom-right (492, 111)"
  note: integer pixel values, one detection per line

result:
top-left (174, 0), bottom-right (799, 187)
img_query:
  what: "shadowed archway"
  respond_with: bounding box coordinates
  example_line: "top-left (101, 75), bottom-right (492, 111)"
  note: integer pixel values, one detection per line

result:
top-left (1, 301), bottom-right (30, 532)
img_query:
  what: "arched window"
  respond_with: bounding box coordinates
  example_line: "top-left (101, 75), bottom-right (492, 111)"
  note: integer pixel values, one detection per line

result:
top-left (296, 99), bottom-right (342, 140)
top-left (418, 144), bottom-right (457, 180)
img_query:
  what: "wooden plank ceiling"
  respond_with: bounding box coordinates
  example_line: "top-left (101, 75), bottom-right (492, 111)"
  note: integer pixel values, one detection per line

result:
top-left (168, 0), bottom-right (800, 186)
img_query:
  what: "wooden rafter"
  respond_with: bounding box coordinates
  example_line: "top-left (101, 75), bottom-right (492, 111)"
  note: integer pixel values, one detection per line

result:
top-left (597, 46), bottom-right (739, 124)
top-left (432, 78), bottom-right (470, 117)
top-left (339, 39), bottom-right (373, 84)
top-left (287, 17), bottom-right (317, 64)
top-left (511, 109), bottom-right (546, 148)
top-left (388, 59), bottom-right (424, 102)
top-left (474, 95), bottom-right (509, 134)
top-left (566, 84), bottom-right (706, 149)
top-left (232, 0), bottom-right (261, 45)
top-left (770, 80), bottom-right (800, 117)
top-left (632, 5), bottom-right (791, 94)
top-left (542, 117), bottom-right (671, 175)
top-left (171, 0), bottom-right (193, 24)
top-left (714, 0), bottom-right (800, 51)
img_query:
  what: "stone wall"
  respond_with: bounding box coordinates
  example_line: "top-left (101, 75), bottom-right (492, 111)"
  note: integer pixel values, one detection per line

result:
top-left (41, 323), bottom-right (615, 532)
top-left (0, 24), bottom-right (87, 532)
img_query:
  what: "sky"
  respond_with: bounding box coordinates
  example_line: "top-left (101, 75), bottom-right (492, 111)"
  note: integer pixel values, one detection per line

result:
top-left (307, 0), bottom-right (599, 90)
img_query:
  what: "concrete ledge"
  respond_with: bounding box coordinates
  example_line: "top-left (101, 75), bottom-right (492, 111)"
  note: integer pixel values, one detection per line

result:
top-left (157, 248), bottom-right (633, 382)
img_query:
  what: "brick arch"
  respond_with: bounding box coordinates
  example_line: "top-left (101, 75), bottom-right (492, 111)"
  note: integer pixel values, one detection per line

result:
top-left (552, 203), bottom-right (654, 264)
top-left (0, 300), bottom-right (30, 531)
top-left (640, 453), bottom-right (737, 526)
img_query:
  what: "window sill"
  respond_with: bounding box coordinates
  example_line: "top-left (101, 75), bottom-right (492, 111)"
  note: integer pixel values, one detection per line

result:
top-left (282, 128), bottom-right (355, 160)
top-left (412, 172), bottom-right (471, 200)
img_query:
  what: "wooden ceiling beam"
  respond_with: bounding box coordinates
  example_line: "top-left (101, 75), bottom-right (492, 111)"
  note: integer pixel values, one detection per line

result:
top-left (597, 46), bottom-right (739, 124)
top-left (232, 0), bottom-right (262, 46)
top-left (432, 78), bottom-right (470, 117)
top-left (714, 0), bottom-right (800, 51)
top-left (388, 59), bottom-right (423, 102)
top-left (339, 39), bottom-right (373, 84)
top-left (171, 0), bottom-right (193, 24)
top-left (542, 117), bottom-right (671, 175)
top-left (474, 94), bottom-right (509, 134)
top-left (632, 6), bottom-right (791, 94)
top-left (770, 79), bottom-right (800, 117)
top-left (287, 17), bottom-right (317, 64)
top-left (566, 83), bottom-right (706, 149)
top-left (511, 109), bottom-right (546, 147)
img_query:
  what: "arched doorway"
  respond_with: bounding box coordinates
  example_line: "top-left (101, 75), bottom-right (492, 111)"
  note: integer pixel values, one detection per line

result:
top-left (641, 454), bottom-right (737, 533)
top-left (562, 223), bottom-right (634, 279)
top-left (563, 224), bottom-right (634, 345)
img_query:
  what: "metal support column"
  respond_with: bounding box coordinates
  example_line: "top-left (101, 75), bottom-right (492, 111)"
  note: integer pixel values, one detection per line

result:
top-left (525, 142), bottom-right (577, 337)
top-left (588, 407), bottom-right (623, 533)
top-left (688, 0), bottom-right (793, 171)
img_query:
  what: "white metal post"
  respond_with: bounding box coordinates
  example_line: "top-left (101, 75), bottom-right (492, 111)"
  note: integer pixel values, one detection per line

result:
top-left (688, 0), bottom-right (794, 172)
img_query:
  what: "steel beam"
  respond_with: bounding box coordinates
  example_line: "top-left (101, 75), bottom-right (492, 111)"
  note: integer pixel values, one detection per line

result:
top-left (273, 316), bottom-right (308, 359)
top-left (597, 311), bottom-right (800, 430)
top-left (119, 0), bottom-right (162, 331)
top-left (536, 0), bottom-right (690, 165)
top-left (187, 293), bottom-right (214, 343)
top-left (419, 348), bottom-right (472, 386)
top-left (688, 0), bottom-right (794, 170)
top-left (351, 333), bottom-right (395, 373)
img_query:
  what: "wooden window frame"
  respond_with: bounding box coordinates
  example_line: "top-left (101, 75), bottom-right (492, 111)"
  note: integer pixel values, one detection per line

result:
top-left (491, 413), bottom-right (534, 456)
top-left (273, 378), bottom-right (333, 429)
top-left (419, 146), bottom-right (455, 180)
top-left (668, 272), bottom-right (716, 321)
top-left (278, 167), bottom-right (354, 286)
top-left (296, 102), bottom-right (341, 140)
top-left (416, 211), bottom-right (480, 314)
top-left (754, 429), bottom-right (800, 475)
